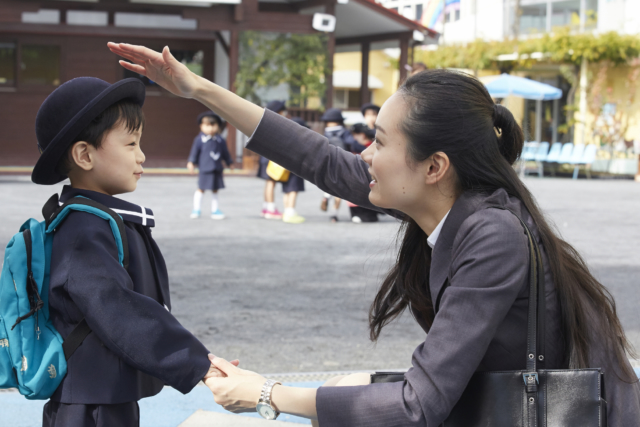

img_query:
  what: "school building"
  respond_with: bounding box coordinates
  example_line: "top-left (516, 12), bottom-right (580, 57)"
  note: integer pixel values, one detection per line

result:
top-left (0, 0), bottom-right (437, 171)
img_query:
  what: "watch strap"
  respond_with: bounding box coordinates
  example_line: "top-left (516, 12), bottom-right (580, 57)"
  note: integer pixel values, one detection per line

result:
top-left (259, 379), bottom-right (282, 416)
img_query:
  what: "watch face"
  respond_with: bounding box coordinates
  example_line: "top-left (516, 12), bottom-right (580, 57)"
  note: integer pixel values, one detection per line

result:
top-left (257, 402), bottom-right (276, 420)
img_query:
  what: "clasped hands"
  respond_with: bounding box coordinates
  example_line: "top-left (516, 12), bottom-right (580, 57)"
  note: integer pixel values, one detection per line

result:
top-left (203, 354), bottom-right (269, 413)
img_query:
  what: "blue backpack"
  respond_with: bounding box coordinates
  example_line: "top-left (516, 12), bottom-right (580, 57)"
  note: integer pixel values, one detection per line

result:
top-left (0, 194), bottom-right (128, 399)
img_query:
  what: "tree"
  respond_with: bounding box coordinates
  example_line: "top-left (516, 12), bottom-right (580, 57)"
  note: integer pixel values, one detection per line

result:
top-left (236, 31), bottom-right (328, 107)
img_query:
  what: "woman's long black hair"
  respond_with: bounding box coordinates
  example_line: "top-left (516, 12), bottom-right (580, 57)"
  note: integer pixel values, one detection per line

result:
top-left (369, 69), bottom-right (637, 381)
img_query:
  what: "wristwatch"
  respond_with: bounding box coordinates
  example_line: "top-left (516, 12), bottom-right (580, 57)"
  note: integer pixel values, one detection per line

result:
top-left (256, 379), bottom-right (282, 420)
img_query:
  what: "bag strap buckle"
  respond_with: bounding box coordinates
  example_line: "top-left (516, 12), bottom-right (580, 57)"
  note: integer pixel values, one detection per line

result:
top-left (523, 372), bottom-right (539, 385)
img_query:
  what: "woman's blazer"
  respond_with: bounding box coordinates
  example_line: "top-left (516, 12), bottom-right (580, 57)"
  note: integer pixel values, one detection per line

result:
top-left (246, 109), bottom-right (640, 426)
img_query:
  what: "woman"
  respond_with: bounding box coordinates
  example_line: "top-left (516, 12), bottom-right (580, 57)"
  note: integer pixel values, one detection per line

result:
top-left (107, 43), bottom-right (640, 426)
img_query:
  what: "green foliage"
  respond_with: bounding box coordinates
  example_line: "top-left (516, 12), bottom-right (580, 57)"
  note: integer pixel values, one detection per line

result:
top-left (415, 28), bottom-right (640, 71)
top-left (236, 31), bottom-right (328, 106)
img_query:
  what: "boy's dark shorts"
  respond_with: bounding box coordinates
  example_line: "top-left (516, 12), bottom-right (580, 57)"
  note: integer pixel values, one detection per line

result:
top-left (256, 156), bottom-right (270, 180)
top-left (282, 173), bottom-right (305, 193)
top-left (198, 171), bottom-right (225, 191)
top-left (43, 401), bottom-right (140, 427)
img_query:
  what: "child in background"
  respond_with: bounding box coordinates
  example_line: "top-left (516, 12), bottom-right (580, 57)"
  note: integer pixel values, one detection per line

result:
top-left (256, 100), bottom-right (288, 219)
top-left (187, 111), bottom-right (232, 219)
top-left (319, 108), bottom-right (365, 222)
top-left (29, 77), bottom-right (223, 427)
top-left (347, 123), bottom-right (379, 223)
top-left (279, 116), bottom-right (308, 224)
top-left (360, 102), bottom-right (380, 130)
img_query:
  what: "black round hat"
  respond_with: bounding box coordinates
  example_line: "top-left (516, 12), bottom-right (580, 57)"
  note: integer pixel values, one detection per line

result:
top-left (265, 100), bottom-right (286, 113)
top-left (290, 116), bottom-right (309, 128)
top-left (360, 102), bottom-right (380, 116)
top-left (32, 77), bottom-right (146, 185)
top-left (351, 123), bottom-right (376, 140)
top-left (197, 110), bottom-right (226, 130)
top-left (320, 108), bottom-right (344, 122)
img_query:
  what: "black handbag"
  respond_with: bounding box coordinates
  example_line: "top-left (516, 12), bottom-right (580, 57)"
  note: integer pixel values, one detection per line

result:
top-left (371, 207), bottom-right (607, 427)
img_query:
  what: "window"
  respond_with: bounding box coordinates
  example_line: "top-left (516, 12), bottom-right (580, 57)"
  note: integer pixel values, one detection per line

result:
top-left (67, 10), bottom-right (108, 26)
top-left (0, 43), bottom-right (16, 86)
top-left (20, 45), bottom-right (60, 86)
top-left (124, 49), bottom-right (204, 85)
top-left (520, 3), bottom-right (547, 33)
top-left (22, 9), bottom-right (60, 24)
top-left (114, 13), bottom-right (197, 30)
top-left (416, 4), bottom-right (423, 21)
top-left (454, 8), bottom-right (460, 21)
top-left (333, 89), bottom-right (361, 109)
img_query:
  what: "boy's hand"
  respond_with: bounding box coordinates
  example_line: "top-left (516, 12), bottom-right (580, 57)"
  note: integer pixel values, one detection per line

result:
top-left (108, 43), bottom-right (201, 99)
top-left (204, 354), bottom-right (240, 379)
top-left (205, 356), bottom-right (265, 413)
top-left (187, 162), bottom-right (196, 174)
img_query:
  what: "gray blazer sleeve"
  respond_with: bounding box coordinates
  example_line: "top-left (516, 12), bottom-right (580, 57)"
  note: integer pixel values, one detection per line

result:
top-left (316, 208), bottom-right (530, 426)
top-left (246, 109), bottom-right (401, 218)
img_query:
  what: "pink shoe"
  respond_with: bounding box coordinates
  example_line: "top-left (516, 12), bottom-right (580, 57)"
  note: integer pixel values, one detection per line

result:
top-left (260, 209), bottom-right (268, 217)
top-left (264, 208), bottom-right (283, 219)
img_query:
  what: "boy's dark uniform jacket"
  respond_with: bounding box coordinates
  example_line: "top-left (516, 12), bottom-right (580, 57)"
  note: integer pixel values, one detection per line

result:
top-left (188, 133), bottom-right (232, 172)
top-left (48, 186), bottom-right (211, 404)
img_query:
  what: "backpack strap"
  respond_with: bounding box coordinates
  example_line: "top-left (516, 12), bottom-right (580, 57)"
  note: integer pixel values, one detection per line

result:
top-left (43, 194), bottom-right (130, 360)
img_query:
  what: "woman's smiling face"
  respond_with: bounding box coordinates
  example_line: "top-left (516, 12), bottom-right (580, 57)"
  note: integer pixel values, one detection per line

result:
top-left (360, 93), bottom-right (430, 213)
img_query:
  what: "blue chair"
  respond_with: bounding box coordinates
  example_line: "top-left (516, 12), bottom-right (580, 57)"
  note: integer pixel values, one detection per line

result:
top-left (519, 142), bottom-right (538, 176)
top-left (572, 144), bottom-right (598, 179)
top-left (545, 142), bottom-right (563, 163)
top-left (556, 143), bottom-right (574, 164)
top-left (533, 142), bottom-right (550, 177)
top-left (569, 144), bottom-right (585, 179)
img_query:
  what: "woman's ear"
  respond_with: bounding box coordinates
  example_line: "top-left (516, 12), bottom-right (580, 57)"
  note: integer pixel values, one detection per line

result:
top-left (70, 141), bottom-right (95, 172)
top-left (424, 152), bottom-right (451, 185)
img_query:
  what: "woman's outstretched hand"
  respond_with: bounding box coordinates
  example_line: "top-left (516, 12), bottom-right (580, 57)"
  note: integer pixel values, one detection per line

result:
top-left (205, 355), bottom-right (267, 413)
top-left (107, 43), bottom-right (201, 99)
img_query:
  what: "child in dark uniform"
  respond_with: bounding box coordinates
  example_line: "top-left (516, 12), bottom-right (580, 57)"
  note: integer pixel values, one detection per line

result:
top-left (187, 111), bottom-right (232, 219)
top-left (30, 77), bottom-right (226, 427)
top-left (347, 123), bottom-right (379, 223)
top-left (360, 102), bottom-right (380, 130)
top-left (280, 116), bottom-right (308, 224)
top-left (319, 108), bottom-right (366, 222)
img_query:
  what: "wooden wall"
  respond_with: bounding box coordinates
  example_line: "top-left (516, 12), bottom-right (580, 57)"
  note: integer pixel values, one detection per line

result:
top-left (0, 33), bottom-right (218, 168)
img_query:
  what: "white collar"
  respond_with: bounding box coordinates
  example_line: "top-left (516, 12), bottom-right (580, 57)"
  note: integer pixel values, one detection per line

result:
top-left (324, 125), bottom-right (344, 132)
top-left (201, 134), bottom-right (213, 142)
top-left (427, 210), bottom-right (451, 250)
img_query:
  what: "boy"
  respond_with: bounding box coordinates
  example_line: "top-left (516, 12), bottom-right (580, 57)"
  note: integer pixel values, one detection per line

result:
top-left (360, 102), bottom-right (380, 130)
top-left (187, 111), bottom-right (232, 219)
top-left (31, 77), bottom-right (222, 427)
top-left (347, 123), bottom-right (379, 223)
top-left (319, 108), bottom-right (365, 222)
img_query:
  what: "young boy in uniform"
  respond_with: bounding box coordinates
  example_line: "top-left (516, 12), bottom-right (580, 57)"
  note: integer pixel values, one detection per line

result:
top-left (319, 108), bottom-right (365, 222)
top-left (360, 102), bottom-right (380, 130)
top-left (347, 123), bottom-right (379, 223)
top-left (187, 111), bottom-right (232, 219)
top-left (31, 77), bottom-right (224, 427)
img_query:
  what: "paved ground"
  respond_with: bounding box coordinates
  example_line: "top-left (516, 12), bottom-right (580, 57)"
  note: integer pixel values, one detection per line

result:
top-left (1, 174), bottom-right (640, 374)
top-left (1, 174), bottom-right (640, 426)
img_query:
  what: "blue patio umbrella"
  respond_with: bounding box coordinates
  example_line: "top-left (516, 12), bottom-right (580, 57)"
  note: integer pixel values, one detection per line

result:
top-left (485, 74), bottom-right (563, 144)
top-left (484, 73), bottom-right (562, 101)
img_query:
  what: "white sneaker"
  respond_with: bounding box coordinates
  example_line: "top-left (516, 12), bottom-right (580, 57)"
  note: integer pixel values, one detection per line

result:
top-left (190, 210), bottom-right (201, 219)
top-left (351, 216), bottom-right (362, 223)
top-left (211, 210), bottom-right (225, 220)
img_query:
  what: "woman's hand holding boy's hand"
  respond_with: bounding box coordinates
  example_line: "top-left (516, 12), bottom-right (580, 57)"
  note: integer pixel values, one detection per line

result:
top-left (204, 355), bottom-right (266, 413)
top-left (107, 43), bottom-right (201, 99)
top-left (203, 354), bottom-right (240, 379)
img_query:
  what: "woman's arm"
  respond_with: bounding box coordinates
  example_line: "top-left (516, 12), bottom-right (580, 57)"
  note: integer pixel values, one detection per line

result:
top-left (107, 43), bottom-right (400, 216)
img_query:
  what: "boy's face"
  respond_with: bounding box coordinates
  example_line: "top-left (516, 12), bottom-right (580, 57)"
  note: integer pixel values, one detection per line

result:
top-left (363, 110), bottom-right (378, 129)
top-left (200, 120), bottom-right (220, 136)
top-left (353, 132), bottom-right (368, 145)
top-left (77, 122), bottom-right (145, 196)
